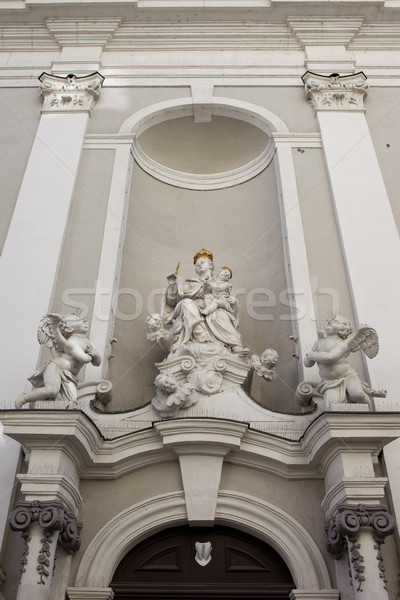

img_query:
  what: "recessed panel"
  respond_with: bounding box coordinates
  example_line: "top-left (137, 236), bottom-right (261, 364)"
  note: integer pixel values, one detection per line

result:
top-left (137, 116), bottom-right (270, 174)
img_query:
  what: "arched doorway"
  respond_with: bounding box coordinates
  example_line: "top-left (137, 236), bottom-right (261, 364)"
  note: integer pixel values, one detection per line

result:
top-left (111, 525), bottom-right (295, 599)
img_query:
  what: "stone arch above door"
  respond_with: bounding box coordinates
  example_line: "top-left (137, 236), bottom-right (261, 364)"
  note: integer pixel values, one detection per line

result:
top-left (110, 524), bottom-right (296, 598)
top-left (73, 490), bottom-right (333, 593)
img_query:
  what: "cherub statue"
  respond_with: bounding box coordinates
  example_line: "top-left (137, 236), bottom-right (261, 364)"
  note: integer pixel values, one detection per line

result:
top-left (303, 315), bottom-right (384, 409)
top-left (16, 314), bottom-right (101, 409)
top-left (250, 348), bottom-right (279, 382)
top-left (151, 373), bottom-right (196, 417)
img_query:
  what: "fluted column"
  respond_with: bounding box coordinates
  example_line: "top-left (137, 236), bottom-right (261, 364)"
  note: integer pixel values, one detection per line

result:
top-left (9, 500), bottom-right (82, 600)
top-left (302, 71), bottom-right (400, 403)
top-left (326, 503), bottom-right (395, 599)
top-left (0, 72), bottom-right (104, 404)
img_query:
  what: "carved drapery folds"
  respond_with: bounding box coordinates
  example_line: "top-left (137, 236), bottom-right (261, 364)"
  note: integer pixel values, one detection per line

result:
top-left (9, 500), bottom-right (82, 554)
top-left (39, 72), bottom-right (104, 113)
top-left (326, 504), bottom-right (395, 592)
top-left (302, 71), bottom-right (368, 111)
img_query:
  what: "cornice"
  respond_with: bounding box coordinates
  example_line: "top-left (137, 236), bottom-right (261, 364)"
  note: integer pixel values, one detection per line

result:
top-left (45, 17), bottom-right (121, 47)
top-left (321, 477), bottom-right (389, 518)
top-left (106, 21), bottom-right (300, 51)
top-left (300, 412), bottom-right (400, 464)
top-left (2, 16), bottom-right (400, 54)
top-left (287, 16), bottom-right (364, 47)
top-left (2, 411), bottom-right (400, 480)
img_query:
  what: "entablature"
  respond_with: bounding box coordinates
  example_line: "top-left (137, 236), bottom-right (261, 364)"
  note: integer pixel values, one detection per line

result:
top-left (1, 410), bottom-right (399, 481)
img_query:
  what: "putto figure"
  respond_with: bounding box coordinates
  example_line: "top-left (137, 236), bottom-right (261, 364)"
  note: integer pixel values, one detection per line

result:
top-left (301, 314), bottom-right (385, 410)
top-left (16, 314), bottom-right (101, 409)
top-left (251, 348), bottom-right (279, 382)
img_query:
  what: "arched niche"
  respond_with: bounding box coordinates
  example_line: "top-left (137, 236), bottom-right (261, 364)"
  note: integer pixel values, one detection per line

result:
top-left (107, 97), bottom-right (312, 413)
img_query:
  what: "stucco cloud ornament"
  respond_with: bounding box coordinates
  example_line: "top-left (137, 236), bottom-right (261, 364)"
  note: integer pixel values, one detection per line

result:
top-left (15, 313), bottom-right (101, 410)
top-left (295, 315), bottom-right (386, 412)
top-left (147, 250), bottom-right (278, 418)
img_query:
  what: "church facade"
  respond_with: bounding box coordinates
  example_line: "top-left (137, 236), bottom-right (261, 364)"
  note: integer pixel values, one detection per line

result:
top-left (1, 0), bottom-right (400, 598)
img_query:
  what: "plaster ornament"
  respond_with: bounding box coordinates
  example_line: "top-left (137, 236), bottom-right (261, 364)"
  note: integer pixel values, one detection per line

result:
top-left (326, 504), bottom-right (395, 593)
top-left (16, 314), bottom-right (101, 410)
top-left (9, 500), bottom-right (82, 554)
top-left (302, 71), bottom-right (368, 111)
top-left (151, 373), bottom-right (196, 417)
top-left (95, 379), bottom-right (113, 407)
top-left (250, 348), bottom-right (279, 382)
top-left (39, 72), bottom-right (104, 113)
top-left (195, 541), bottom-right (213, 566)
top-left (297, 315), bottom-right (386, 411)
top-left (147, 250), bottom-right (278, 418)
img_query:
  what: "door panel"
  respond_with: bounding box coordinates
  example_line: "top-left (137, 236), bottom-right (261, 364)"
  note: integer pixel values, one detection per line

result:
top-left (111, 525), bottom-right (295, 599)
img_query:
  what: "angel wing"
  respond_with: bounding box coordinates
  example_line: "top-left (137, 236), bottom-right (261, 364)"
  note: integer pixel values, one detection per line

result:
top-left (347, 326), bottom-right (379, 359)
top-left (37, 313), bottom-right (66, 357)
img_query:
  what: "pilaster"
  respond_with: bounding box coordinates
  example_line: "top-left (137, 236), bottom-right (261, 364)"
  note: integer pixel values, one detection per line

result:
top-left (326, 503), bottom-right (395, 599)
top-left (302, 71), bottom-right (400, 404)
top-left (0, 72), bottom-right (104, 404)
top-left (9, 500), bottom-right (81, 600)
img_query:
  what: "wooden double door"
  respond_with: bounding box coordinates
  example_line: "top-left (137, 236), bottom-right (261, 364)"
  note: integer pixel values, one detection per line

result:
top-left (111, 525), bottom-right (295, 599)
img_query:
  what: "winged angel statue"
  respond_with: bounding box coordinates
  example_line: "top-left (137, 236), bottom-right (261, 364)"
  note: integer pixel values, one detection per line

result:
top-left (300, 314), bottom-right (385, 410)
top-left (16, 314), bottom-right (101, 409)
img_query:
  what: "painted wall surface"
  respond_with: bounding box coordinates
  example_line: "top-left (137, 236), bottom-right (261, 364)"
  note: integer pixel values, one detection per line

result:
top-left (69, 461), bottom-right (183, 581)
top-left (365, 87), bottom-right (400, 235)
top-left (213, 86), bottom-right (319, 133)
top-left (293, 147), bottom-right (366, 380)
top-left (50, 148), bottom-right (114, 322)
top-left (88, 87), bottom-right (191, 135)
top-left (0, 88), bottom-right (41, 253)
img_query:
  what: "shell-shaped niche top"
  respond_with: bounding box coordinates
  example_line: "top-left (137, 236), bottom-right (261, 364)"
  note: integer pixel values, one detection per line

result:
top-left (134, 115), bottom-right (273, 190)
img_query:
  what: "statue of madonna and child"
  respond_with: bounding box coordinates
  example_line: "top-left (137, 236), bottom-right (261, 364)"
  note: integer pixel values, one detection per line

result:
top-left (146, 249), bottom-right (278, 416)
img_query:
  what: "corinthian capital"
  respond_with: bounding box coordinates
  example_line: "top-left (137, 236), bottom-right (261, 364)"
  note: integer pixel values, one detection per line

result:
top-left (9, 499), bottom-right (82, 554)
top-left (39, 72), bottom-right (104, 113)
top-left (325, 503), bottom-right (395, 559)
top-left (302, 71), bottom-right (368, 111)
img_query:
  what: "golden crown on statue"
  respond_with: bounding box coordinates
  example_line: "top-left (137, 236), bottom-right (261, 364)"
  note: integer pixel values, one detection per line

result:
top-left (193, 248), bottom-right (214, 264)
